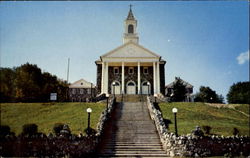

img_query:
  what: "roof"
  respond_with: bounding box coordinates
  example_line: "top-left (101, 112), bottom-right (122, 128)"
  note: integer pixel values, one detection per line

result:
top-left (69, 79), bottom-right (95, 88)
top-left (101, 41), bottom-right (161, 59)
top-left (127, 7), bottom-right (135, 20)
top-left (166, 77), bottom-right (193, 88)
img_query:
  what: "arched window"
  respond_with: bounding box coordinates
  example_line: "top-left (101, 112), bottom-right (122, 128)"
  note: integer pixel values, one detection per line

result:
top-left (128, 82), bottom-right (135, 86)
top-left (128, 24), bottom-right (134, 33)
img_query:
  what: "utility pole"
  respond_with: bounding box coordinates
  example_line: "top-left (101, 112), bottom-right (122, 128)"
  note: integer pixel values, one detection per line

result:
top-left (67, 58), bottom-right (70, 83)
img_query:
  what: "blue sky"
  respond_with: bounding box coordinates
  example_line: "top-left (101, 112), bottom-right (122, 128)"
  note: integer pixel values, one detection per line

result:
top-left (0, 1), bottom-right (249, 101)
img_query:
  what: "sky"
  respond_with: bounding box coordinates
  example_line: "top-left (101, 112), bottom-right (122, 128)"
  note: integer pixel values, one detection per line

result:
top-left (0, 1), bottom-right (249, 101)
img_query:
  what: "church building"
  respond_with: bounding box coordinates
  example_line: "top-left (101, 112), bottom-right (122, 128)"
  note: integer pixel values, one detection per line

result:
top-left (95, 7), bottom-right (166, 96)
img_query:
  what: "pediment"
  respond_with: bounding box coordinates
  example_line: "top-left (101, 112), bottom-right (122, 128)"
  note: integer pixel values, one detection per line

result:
top-left (69, 79), bottom-right (94, 88)
top-left (101, 42), bottom-right (160, 59)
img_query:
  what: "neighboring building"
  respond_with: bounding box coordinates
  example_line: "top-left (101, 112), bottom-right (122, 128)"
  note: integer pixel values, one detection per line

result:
top-left (68, 79), bottom-right (96, 102)
top-left (95, 7), bottom-right (166, 96)
top-left (165, 77), bottom-right (194, 102)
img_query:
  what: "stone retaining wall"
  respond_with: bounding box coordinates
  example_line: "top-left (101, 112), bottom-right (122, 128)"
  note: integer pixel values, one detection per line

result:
top-left (147, 96), bottom-right (250, 157)
top-left (0, 97), bottom-right (116, 157)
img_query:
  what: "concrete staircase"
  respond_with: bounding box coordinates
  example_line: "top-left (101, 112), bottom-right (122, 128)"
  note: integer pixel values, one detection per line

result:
top-left (97, 95), bottom-right (168, 158)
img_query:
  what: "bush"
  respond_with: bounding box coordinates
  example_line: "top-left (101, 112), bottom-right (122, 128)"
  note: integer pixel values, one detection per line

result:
top-left (202, 125), bottom-right (212, 135)
top-left (0, 125), bottom-right (11, 138)
top-left (22, 124), bottom-right (38, 136)
top-left (53, 123), bottom-right (64, 136)
top-left (84, 127), bottom-right (97, 136)
top-left (233, 128), bottom-right (239, 136)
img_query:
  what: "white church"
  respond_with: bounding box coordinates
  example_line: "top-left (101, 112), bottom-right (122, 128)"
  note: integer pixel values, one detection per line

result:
top-left (95, 7), bottom-right (166, 96)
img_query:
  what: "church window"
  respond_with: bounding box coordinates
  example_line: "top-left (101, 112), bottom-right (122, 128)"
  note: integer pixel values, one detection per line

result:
top-left (129, 67), bottom-right (134, 74)
top-left (80, 89), bottom-right (83, 94)
top-left (143, 67), bottom-right (148, 74)
top-left (72, 89), bottom-right (76, 94)
top-left (114, 67), bottom-right (119, 74)
top-left (87, 88), bottom-right (91, 94)
top-left (128, 82), bottom-right (135, 86)
top-left (128, 24), bottom-right (134, 33)
top-left (81, 83), bottom-right (83, 85)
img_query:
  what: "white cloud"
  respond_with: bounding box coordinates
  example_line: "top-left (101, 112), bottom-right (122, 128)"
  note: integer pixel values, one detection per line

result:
top-left (237, 50), bottom-right (249, 65)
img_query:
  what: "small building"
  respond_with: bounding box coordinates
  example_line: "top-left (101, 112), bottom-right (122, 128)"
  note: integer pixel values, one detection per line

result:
top-left (68, 79), bottom-right (96, 102)
top-left (165, 77), bottom-right (194, 102)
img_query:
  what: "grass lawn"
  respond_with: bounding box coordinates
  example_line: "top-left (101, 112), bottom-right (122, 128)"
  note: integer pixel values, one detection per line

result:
top-left (1, 102), bottom-right (106, 135)
top-left (159, 102), bottom-right (249, 136)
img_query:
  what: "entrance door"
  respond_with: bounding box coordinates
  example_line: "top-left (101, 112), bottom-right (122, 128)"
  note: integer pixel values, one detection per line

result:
top-left (142, 81), bottom-right (150, 94)
top-left (112, 81), bottom-right (121, 95)
top-left (127, 81), bottom-right (136, 94)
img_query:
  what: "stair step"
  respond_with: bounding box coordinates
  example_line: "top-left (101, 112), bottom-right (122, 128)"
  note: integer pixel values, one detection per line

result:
top-left (106, 143), bottom-right (162, 146)
top-left (103, 148), bottom-right (163, 151)
top-left (99, 153), bottom-right (168, 157)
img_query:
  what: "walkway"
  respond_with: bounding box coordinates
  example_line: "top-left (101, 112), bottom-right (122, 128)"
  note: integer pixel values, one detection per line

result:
top-left (97, 95), bottom-right (168, 157)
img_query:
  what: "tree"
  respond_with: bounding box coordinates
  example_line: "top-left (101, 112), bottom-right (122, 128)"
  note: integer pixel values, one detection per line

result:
top-left (194, 86), bottom-right (224, 103)
top-left (171, 78), bottom-right (187, 102)
top-left (0, 68), bottom-right (16, 102)
top-left (227, 82), bottom-right (250, 104)
top-left (0, 63), bottom-right (68, 102)
top-left (14, 63), bottom-right (43, 102)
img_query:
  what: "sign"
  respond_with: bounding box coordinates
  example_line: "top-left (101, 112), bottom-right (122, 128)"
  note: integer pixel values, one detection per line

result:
top-left (50, 93), bottom-right (57, 101)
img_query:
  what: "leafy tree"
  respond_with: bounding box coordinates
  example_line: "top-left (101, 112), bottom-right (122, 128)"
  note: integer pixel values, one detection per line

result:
top-left (227, 82), bottom-right (250, 104)
top-left (0, 68), bottom-right (16, 102)
top-left (0, 63), bottom-right (68, 102)
top-left (14, 63), bottom-right (43, 102)
top-left (194, 86), bottom-right (224, 103)
top-left (171, 78), bottom-right (187, 102)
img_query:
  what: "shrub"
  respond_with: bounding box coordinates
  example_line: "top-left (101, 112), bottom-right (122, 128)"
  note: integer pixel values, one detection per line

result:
top-left (22, 124), bottom-right (38, 136)
top-left (53, 123), bottom-right (64, 136)
top-left (233, 128), bottom-right (239, 136)
top-left (0, 125), bottom-right (11, 138)
top-left (202, 125), bottom-right (212, 135)
top-left (84, 127), bottom-right (97, 136)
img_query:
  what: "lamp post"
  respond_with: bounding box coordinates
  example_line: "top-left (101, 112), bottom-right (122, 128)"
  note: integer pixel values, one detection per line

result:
top-left (112, 82), bottom-right (116, 98)
top-left (147, 82), bottom-right (150, 96)
top-left (172, 107), bottom-right (178, 136)
top-left (106, 95), bottom-right (109, 112)
top-left (86, 108), bottom-right (92, 135)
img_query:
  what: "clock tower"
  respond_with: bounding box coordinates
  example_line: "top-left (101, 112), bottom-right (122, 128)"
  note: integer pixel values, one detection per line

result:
top-left (123, 5), bottom-right (139, 44)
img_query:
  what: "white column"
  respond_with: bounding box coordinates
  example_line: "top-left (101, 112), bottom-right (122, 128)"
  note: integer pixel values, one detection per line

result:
top-left (157, 62), bottom-right (160, 94)
top-left (137, 62), bottom-right (141, 94)
top-left (122, 62), bottom-right (125, 94)
top-left (153, 62), bottom-right (156, 95)
top-left (101, 62), bottom-right (105, 94)
top-left (105, 62), bottom-right (109, 94)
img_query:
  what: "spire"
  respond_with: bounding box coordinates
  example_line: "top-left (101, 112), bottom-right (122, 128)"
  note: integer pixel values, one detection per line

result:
top-left (127, 4), bottom-right (135, 20)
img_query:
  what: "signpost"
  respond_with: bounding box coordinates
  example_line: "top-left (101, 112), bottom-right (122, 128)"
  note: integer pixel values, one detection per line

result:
top-left (50, 93), bottom-right (57, 101)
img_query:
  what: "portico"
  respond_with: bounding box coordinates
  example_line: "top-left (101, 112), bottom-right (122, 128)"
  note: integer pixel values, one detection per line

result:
top-left (95, 7), bottom-right (166, 96)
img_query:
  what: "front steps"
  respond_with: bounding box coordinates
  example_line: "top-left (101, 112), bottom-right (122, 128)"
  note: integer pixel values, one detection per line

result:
top-left (97, 98), bottom-right (168, 158)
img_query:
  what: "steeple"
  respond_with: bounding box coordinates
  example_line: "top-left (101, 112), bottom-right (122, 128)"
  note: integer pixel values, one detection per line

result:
top-left (123, 5), bottom-right (139, 44)
top-left (127, 5), bottom-right (135, 20)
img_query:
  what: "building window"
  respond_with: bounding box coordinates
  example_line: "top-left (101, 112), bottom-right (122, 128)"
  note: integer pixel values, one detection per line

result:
top-left (114, 67), bottom-right (119, 74)
top-left (128, 24), bottom-right (134, 33)
top-left (72, 89), bottom-right (76, 94)
top-left (80, 89), bottom-right (83, 94)
top-left (128, 67), bottom-right (134, 74)
top-left (87, 88), bottom-right (91, 94)
top-left (81, 83), bottom-right (83, 85)
top-left (143, 67), bottom-right (148, 74)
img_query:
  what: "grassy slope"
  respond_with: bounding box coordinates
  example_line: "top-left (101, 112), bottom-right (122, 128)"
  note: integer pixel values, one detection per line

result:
top-left (1, 102), bottom-right (105, 135)
top-left (159, 102), bottom-right (249, 136)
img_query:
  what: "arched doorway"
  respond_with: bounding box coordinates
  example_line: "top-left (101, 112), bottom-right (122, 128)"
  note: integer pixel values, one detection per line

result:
top-left (142, 81), bottom-right (151, 95)
top-left (126, 81), bottom-right (136, 94)
top-left (111, 81), bottom-right (121, 95)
